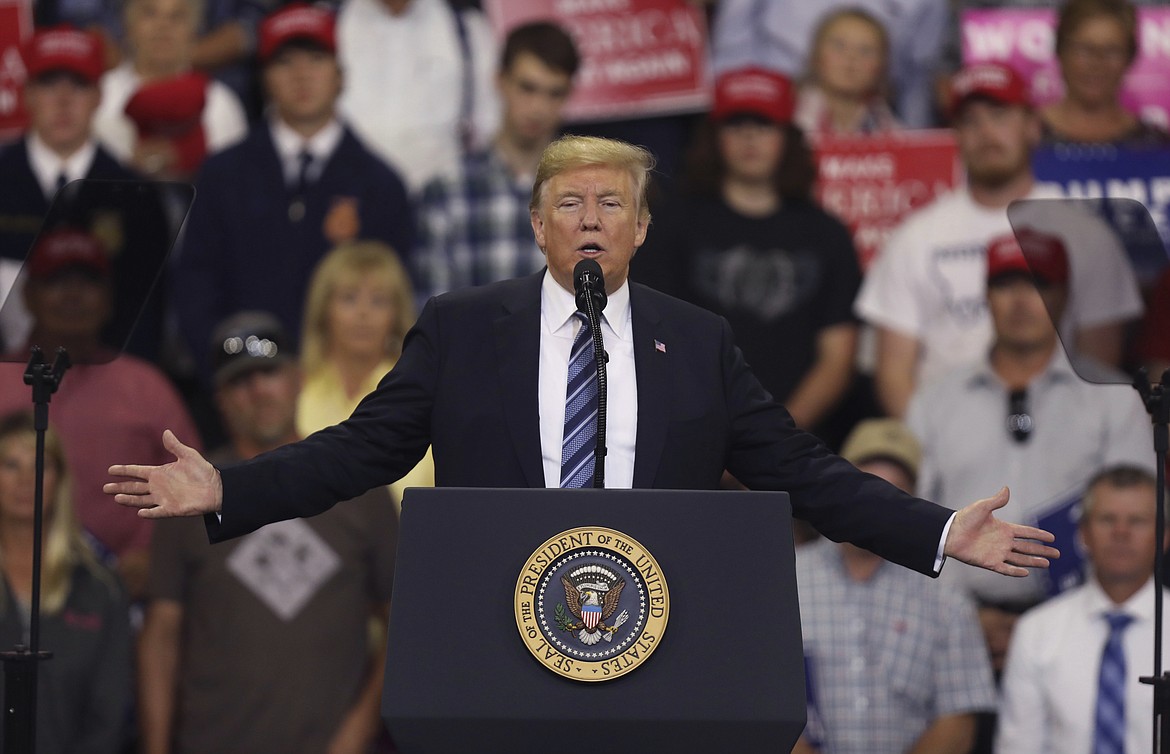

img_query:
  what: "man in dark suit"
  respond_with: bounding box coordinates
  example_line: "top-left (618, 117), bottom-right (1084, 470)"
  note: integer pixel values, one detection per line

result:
top-left (107, 135), bottom-right (1057, 580)
top-left (0, 25), bottom-right (172, 359)
top-left (173, 3), bottom-right (415, 383)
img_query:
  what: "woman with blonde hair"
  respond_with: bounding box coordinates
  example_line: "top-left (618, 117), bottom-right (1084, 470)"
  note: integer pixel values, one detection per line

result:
top-left (0, 411), bottom-right (131, 751)
top-left (795, 7), bottom-right (900, 137)
top-left (298, 241), bottom-right (435, 505)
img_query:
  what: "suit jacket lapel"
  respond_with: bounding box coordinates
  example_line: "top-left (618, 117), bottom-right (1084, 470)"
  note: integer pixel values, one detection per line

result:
top-left (495, 272), bottom-right (547, 488)
top-left (630, 285), bottom-right (670, 488)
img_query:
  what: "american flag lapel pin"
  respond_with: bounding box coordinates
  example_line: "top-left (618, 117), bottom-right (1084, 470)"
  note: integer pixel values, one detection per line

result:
top-left (654, 339), bottom-right (666, 354)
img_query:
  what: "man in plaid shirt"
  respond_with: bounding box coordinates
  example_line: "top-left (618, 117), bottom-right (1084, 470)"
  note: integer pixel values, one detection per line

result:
top-left (793, 419), bottom-right (997, 754)
top-left (414, 21), bottom-right (579, 305)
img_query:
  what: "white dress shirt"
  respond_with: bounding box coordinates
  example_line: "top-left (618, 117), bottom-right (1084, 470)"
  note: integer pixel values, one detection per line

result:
top-left (26, 133), bottom-right (97, 200)
top-left (538, 270), bottom-right (637, 489)
top-left (269, 117), bottom-right (344, 187)
top-left (996, 577), bottom-right (1169, 754)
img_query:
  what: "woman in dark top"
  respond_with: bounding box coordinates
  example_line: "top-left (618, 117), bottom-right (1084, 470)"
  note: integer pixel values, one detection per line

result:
top-left (1040, 0), bottom-right (1169, 147)
top-left (0, 412), bottom-right (131, 753)
top-left (635, 67), bottom-right (862, 444)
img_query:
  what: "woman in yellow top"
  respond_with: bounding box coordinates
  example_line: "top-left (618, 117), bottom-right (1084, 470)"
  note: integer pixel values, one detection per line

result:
top-left (298, 241), bottom-right (435, 509)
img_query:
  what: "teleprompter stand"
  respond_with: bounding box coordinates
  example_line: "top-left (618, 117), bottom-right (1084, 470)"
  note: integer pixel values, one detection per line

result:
top-left (0, 347), bottom-right (70, 753)
top-left (1136, 369), bottom-right (1170, 754)
top-left (0, 179), bottom-right (193, 752)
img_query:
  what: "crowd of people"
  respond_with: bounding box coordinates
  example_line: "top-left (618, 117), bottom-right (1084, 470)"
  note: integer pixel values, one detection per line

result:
top-left (0, 0), bottom-right (1167, 751)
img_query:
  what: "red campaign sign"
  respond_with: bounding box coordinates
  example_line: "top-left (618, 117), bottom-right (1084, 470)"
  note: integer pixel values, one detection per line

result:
top-left (484, 0), bottom-right (711, 123)
top-left (0, 0), bottom-right (32, 142)
top-left (813, 131), bottom-right (961, 270)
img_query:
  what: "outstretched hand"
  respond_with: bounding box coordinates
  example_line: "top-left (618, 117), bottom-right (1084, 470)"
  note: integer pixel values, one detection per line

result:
top-left (944, 487), bottom-right (1059, 577)
top-left (104, 430), bottom-right (223, 518)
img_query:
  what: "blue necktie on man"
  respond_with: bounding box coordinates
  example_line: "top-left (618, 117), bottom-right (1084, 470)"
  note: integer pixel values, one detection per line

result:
top-left (560, 311), bottom-right (598, 489)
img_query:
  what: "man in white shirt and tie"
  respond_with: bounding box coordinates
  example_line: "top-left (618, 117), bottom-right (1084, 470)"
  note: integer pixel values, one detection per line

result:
top-left (997, 465), bottom-right (1169, 754)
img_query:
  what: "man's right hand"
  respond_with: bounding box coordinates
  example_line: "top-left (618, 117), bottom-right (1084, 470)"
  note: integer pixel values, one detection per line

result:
top-left (105, 430), bottom-right (223, 518)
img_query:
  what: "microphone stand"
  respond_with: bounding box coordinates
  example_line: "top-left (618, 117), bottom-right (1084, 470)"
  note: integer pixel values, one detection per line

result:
top-left (1136, 368), bottom-right (1170, 754)
top-left (579, 284), bottom-right (608, 489)
top-left (1, 346), bottom-right (69, 753)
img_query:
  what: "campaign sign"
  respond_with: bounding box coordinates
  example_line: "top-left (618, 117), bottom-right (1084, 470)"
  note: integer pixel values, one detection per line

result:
top-left (484, 0), bottom-right (711, 122)
top-left (1033, 486), bottom-right (1085, 598)
top-left (0, 0), bottom-right (32, 141)
top-left (962, 8), bottom-right (1170, 129)
top-left (813, 130), bottom-right (960, 270)
top-left (1032, 145), bottom-right (1170, 284)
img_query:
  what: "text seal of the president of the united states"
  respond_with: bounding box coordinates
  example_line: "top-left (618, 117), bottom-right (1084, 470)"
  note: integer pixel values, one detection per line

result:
top-left (515, 526), bottom-right (669, 682)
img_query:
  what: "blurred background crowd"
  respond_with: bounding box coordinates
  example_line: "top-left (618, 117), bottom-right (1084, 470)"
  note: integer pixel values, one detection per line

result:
top-left (0, 0), bottom-right (1168, 751)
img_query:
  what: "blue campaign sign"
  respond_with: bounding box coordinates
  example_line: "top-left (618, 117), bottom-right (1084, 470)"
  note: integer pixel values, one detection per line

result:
top-left (1033, 485), bottom-right (1086, 598)
top-left (1032, 145), bottom-right (1170, 285)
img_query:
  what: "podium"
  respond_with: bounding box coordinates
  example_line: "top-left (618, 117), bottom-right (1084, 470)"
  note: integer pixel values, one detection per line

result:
top-left (382, 488), bottom-right (806, 753)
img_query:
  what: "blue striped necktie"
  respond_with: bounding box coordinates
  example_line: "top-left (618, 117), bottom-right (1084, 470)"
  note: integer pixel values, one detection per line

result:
top-left (560, 311), bottom-right (598, 488)
top-left (1093, 610), bottom-right (1134, 754)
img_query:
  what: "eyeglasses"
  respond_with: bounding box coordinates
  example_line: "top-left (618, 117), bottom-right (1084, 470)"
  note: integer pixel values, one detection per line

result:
top-left (1006, 389), bottom-right (1033, 444)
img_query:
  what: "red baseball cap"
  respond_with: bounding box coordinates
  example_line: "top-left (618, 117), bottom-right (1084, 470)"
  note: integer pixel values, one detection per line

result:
top-left (986, 229), bottom-right (1069, 286)
top-left (949, 63), bottom-right (1030, 120)
top-left (711, 66), bottom-right (795, 124)
top-left (28, 229), bottom-right (110, 279)
top-left (123, 72), bottom-right (209, 174)
top-left (258, 3), bottom-right (337, 64)
top-left (22, 26), bottom-right (104, 84)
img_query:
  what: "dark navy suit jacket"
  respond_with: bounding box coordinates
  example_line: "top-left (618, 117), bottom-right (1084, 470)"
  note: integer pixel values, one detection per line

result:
top-left (212, 272), bottom-right (952, 576)
top-left (0, 139), bottom-right (169, 357)
top-left (173, 124), bottom-right (414, 380)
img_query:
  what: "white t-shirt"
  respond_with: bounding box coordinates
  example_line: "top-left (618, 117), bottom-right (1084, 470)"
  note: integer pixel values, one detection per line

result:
top-left (336, 0), bottom-right (500, 194)
top-left (94, 62), bottom-right (248, 166)
top-left (855, 185), bottom-right (1143, 387)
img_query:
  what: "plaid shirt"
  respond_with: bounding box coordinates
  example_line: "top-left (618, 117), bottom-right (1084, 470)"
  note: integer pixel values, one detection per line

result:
top-left (796, 539), bottom-right (996, 754)
top-left (414, 148), bottom-right (544, 304)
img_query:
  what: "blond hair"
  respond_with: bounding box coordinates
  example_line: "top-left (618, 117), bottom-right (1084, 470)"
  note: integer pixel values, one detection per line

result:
top-left (529, 135), bottom-right (655, 222)
top-left (0, 412), bottom-right (117, 616)
top-left (300, 241), bottom-right (417, 377)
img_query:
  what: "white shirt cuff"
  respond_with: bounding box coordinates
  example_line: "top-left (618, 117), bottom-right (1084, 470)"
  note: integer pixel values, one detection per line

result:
top-left (933, 512), bottom-right (956, 574)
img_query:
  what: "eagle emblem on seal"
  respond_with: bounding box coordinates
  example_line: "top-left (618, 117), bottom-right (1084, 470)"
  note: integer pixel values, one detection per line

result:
top-left (557, 564), bottom-right (628, 646)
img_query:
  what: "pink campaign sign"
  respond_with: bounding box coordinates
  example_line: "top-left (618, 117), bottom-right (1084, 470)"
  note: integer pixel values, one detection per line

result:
top-left (962, 7), bottom-right (1170, 130)
top-left (484, 0), bottom-right (711, 123)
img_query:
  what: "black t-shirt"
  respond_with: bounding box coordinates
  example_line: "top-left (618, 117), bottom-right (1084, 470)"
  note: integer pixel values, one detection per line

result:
top-left (634, 195), bottom-right (861, 402)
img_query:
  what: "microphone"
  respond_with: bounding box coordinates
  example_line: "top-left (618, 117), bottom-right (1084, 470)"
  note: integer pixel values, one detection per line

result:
top-left (573, 259), bottom-right (607, 315)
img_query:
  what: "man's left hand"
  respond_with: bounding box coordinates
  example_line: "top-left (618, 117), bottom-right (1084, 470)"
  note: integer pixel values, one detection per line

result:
top-left (944, 487), bottom-right (1059, 576)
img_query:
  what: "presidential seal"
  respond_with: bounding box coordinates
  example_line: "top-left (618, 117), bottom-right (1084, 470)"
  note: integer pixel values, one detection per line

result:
top-left (514, 527), bottom-right (669, 682)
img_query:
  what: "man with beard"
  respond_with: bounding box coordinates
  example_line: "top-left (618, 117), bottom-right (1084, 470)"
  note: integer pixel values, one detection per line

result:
top-left (854, 62), bottom-right (1142, 418)
top-left (414, 21), bottom-right (579, 305)
top-left (137, 311), bottom-right (397, 754)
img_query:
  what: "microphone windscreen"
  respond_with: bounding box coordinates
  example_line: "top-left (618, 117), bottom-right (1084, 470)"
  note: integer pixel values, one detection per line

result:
top-left (573, 259), bottom-right (604, 292)
top-left (573, 258), bottom-right (607, 313)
